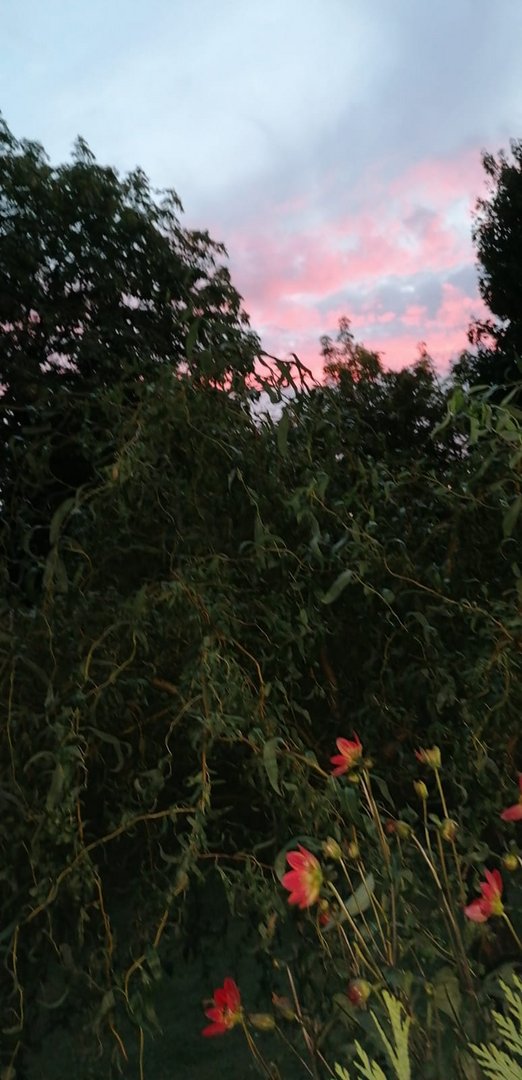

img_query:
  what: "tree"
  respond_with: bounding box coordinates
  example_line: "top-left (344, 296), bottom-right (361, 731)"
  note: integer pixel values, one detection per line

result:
top-left (0, 117), bottom-right (259, 400)
top-left (321, 315), bottom-right (383, 385)
top-left (0, 116), bottom-right (260, 584)
top-left (459, 140), bottom-right (522, 391)
top-left (2, 120), bottom-right (521, 1078)
top-left (319, 317), bottom-right (452, 463)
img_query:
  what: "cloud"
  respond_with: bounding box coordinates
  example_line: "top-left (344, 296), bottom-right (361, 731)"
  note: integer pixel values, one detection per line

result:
top-left (1, 0), bottom-right (519, 375)
top-left (217, 148), bottom-right (488, 374)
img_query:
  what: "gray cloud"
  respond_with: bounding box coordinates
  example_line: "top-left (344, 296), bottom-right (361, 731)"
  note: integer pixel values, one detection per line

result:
top-left (1, 0), bottom-right (519, 368)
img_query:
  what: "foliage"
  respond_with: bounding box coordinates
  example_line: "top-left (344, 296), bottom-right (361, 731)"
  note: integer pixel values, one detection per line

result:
top-left (474, 142), bottom-right (522, 353)
top-left (321, 318), bottom-right (449, 462)
top-left (0, 112), bottom-right (261, 585)
top-left (335, 990), bottom-right (411, 1080)
top-left (456, 139), bottom-right (522, 394)
top-left (470, 974), bottom-right (522, 1080)
top-left (1, 121), bottom-right (522, 1078)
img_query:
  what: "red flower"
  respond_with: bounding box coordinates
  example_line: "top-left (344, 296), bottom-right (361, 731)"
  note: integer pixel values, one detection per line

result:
top-left (330, 735), bottom-right (363, 776)
top-left (501, 776), bottom-right (522, 822)
top-left (464, 868), bottom-right (504, 923)
top-left (202, 977), bottom-right (242, 1037)
top-left (282, 845), bottom-right (323, 909)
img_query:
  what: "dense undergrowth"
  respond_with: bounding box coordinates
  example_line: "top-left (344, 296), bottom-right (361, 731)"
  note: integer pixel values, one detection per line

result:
top-left (1, 118), bottom-right (522, 1078)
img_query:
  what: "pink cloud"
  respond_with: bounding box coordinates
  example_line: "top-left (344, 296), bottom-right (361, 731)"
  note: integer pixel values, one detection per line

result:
top-left (402, 304), bottom-right (428, 327)
top-left (388, 151), bottom-right (486, 208)
top-left (218, 147), bottom-right (489, 376)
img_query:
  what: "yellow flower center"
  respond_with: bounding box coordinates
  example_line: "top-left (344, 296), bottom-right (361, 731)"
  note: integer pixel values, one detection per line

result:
top-left (307, 864), bottom-right (323, 903)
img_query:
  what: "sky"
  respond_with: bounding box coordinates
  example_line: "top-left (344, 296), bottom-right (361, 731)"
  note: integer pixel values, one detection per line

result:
top-left (2, 0), bottom-right (522, 376)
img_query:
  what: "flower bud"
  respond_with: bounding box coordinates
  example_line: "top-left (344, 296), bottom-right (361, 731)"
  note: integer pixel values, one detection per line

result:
top-left (414, 780), bottom-right (428, 800)
top-left (396, 821), bottom-right (411, 840)
top-left (249, 1013), bottom-right (276, 1031)
top-left (346, 840), bottom-right (360, 860)
top-left (318, 898), bottom-right (330, 927)
top-left (347, 979), bottom-right (372, 1008)
top-left (415, 746), bottom-right (441, 770)
top-left (503, 852), bottom-right (520, 872)
top-left (322, 837), bottom-right (342, 861)
top-left (439, 818), bottom-right (458, 842)
top-left (271, 994), bottom-right (295, 1021)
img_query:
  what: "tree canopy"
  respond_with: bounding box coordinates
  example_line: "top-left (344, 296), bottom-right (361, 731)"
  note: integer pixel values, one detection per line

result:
top-left (0, 115), bottom-right (261, 591)
top-left (1, 121), bottom-right (521, 1078)
top-left (457, 139), bottom-right (522, 392)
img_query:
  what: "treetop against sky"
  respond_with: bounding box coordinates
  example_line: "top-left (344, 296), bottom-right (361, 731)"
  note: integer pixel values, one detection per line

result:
top-left (1, 0), bottom-right (521, 373)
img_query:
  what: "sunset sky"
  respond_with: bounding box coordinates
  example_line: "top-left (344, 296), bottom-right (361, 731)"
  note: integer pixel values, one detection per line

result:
top-left (2, 0), bottom-right (522, 375)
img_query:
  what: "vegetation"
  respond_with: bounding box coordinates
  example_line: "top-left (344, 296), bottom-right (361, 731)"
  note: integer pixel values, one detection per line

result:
top-left (455, 139), bottom-right (522, 394)
top-left (1, 117), bottom-right (521, 1078)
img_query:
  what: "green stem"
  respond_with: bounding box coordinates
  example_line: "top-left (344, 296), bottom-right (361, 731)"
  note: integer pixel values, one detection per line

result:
top-left (340, 859), bottom-right (388, 964)
top-left (337, 920), bottom-right (361, 973)
top-left (361, 771), bottom-right (390, 866)
top-left (434, 770), bottom-right (450, 819)
top-left (241, 1018), bottom-right (276, 1078)
top-left (411, 833), bottom-right (474, 994)
top-left (434, 770), bottom-right (465, 901)
top-left (361, 770), bottom-right (396, 962)
top-left (328, 883), bottom-right (382, 981)
top-left (503, 913), bottom-right (522, 952)
top-left (285, 965), bottom-right (321, 1080)
top-left (274, 1026), bottom-right (315, 1078)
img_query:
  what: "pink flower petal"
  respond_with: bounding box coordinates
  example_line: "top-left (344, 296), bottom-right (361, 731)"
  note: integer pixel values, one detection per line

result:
top-left (223, 978), bottom-right (240, 1009)
top-left (464, 899), bottom-right (488, 923)
top-left (286, 851), bottom-right (306, 870)
top-left (330, 759), bottom-right (347, 775)
top-left (205, 1007), bottom-right (223, 1022)
top-left (483, 868), bottom-right (502, 898)
top-left (202, 1022), bottom-right (227, 1037)
top-left (336, 738), bottom-right (353, 754)
top-left (501, 803), bottom-right (522, 822)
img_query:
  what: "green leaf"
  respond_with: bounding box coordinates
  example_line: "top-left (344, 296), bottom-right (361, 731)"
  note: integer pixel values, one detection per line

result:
top-left (372, 775), bottom-right (394, 807)
top-left (322, 569), bottom-right (353, 604)
top-left (344, 873), bottom-right (376, 917)
top-left (323, 873), bottom-right (376, 931)
top-left (46, 763), bottom-right (65, 812)
top-left (49, 496), bottom-right (76, 545)
top-left (432, 966), bottom-right (462, 1021)
top-left (43, 547), bottom-right (69, 593)
top-left (503, 495), bottom-right (522, 538)
top-left (263, 737), bottom-right (282, 795)
top-left (276, 408), bottom-right (290, 457)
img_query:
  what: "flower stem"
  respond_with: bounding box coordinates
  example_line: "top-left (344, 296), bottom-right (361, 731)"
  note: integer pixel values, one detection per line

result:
top-left (410, 833), bottom-right (474, 994)
top-left (361, 771), bottom-right (390, 866)
top-left (241, 1018), bottom-right (276, 1078)
top-left (285, 965), bottom-right (321, 1080)
top-left (340, 859), bottom-right (388, 964)
top-left (434, 769), bottom-right (465, 901)
top-left (328, 883), bottom-right (382, 981)
top-left (502, 913), bottom-right (522, 952)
